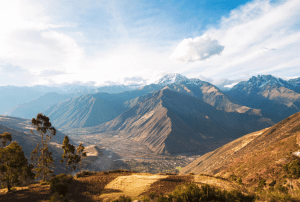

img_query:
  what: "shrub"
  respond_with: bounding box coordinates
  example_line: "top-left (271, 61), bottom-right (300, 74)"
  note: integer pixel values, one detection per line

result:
top-left (229, 174), bottom-right (237, 181)
top-left (257, 179), bottom-right (266, 190)
top-left (171, 183), bottom-right (255, 202)
top-left (275, 184), bottom-right (288, 194)
top-left (49, 192), bottom-right (65, 202)
top-left (50, 174), bottom-right (73, 196)
top-left (112, 195), bottom-right (132, 202)
top-left (148, 191), bottom-right (156, 199)
top-left (188, 173), bottom-right (194, 175)
top-left (156, 194), bottom-right (172, 202)
top-left (237, 177), bottom-right (243, 185)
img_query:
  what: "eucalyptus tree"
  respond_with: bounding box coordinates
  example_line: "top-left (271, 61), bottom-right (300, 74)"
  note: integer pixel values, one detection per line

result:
top-left (30, 113), bottom-right (56, 181)
top-left (77, 143), bottom-right (87, 172)
top-left (0, 141), bottom-right (35, 191)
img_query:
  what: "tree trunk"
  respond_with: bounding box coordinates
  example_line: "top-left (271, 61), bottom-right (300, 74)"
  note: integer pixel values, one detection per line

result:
top-left (66, 156), bottom-right (68, 174)
top-left (42, 134), bottom-right (45, 182)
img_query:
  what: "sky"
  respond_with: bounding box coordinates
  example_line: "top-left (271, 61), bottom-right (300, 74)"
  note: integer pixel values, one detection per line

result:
top-left (0, 0), bottom-right (299, 86)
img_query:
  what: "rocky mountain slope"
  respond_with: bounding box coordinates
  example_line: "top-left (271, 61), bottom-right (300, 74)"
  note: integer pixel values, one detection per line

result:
top-left (45, 74), bottom-right (262, 130)
top-left (289, 77), bottom-right (300, 93)
top-left (96, 88), bottom-right (273, 154)
top-left (181, 111), bottom-right (300, 185)
top-left (227, 75), bottom-right (300, 122)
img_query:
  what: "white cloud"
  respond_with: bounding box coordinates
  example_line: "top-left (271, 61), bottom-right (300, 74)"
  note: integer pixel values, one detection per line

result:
top-left (170, 35), bottom-right (224, 62)
top-left (182, 0), bottom-right (300, 80)
top-left (1, 0), bottom-right (300, 86)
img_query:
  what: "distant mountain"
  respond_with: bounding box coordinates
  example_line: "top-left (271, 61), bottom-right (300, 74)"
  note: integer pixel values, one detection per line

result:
top-left (5, 92), bottom-right (74, 119)
top-left (97, 88), bottom-right (273, 154)
top-left (96, 85), bottom-right (137, 93)
top-left (212, 78), bottom-right (243, 91)
top-left (44, 74), bottom-right (262, 130)
top-left (289, 77), bottom-right (300, 93)
top-left (0, 84), bottom-right (138, 116)
top-left (0, 86), bottom-right (45, 114)
top-left (227, 75), bottom-right (300, 122)
top-left (181, 111), bottom-right (300, 186)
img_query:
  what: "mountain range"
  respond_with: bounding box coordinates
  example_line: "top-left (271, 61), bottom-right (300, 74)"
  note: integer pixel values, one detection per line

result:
top-left (1, 73), bottom-right (300, 155)
top-left (227, 75), bottom-right (300, 122)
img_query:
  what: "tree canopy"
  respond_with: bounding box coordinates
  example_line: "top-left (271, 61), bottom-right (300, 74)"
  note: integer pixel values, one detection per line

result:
top-left (30, 113), bottom-right (56, 181)
top-left (0, 141), bottom-right (34, 191)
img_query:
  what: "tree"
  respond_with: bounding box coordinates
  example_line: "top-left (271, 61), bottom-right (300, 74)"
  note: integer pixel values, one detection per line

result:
top-left (77, 143), bottom-right (87, 172)
top-left (0, 132), bottom-right (12, 148)
top-left (30, 113), bottom-right (56, 181)
top-left (61, 135), bottom-right (76, 174)
top-left (61, 136), bottom-right (86, 174)
top-left (0, 141), bottom-right (35, 191)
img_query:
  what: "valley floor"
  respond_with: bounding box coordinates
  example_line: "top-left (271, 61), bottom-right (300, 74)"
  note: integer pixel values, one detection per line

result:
top-left (69, 132), bottom-right (202, 174)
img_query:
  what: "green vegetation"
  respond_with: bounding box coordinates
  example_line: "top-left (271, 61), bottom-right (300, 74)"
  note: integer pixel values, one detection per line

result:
top-left (61, 136), bottom-right (87, 174)
top-left (61, 135), bottom-right (76, 174)
top-left (0, 141), bottom-right (34, 191)
top-left (112, 195), bottom-right (132, 202)
top-left (30, 113), bottom-right (56, 181)
top-left (0, 132), bottom-right (12, 148)
top-left (49, 174), bottom-right (73, 202)
top-left (76, 143), bottom-right (87, 172)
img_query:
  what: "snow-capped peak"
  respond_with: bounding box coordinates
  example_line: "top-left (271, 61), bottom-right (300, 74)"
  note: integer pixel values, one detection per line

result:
top-left (155, 73), bottom-right (189, 85)
top-left (242, 75), bottom-right (291, 89)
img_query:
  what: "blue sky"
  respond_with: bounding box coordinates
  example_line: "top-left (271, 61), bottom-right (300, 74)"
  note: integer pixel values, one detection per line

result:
top-left (0, 0), bottom-right (299, 86)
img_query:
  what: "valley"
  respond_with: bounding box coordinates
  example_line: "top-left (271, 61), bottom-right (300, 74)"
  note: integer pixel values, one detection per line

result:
top-left (69, 131), bottom-right (202, 174)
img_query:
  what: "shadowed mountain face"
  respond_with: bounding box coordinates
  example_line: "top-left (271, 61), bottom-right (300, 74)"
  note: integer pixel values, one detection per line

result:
top-left (227, 75), bottom-right (300, 122)
top-left (97, 88), bottom-right (273, 154)
top-left (289, 77), bottom-right (300, 94)
top-left (180, 111), bottom-right (300, 182)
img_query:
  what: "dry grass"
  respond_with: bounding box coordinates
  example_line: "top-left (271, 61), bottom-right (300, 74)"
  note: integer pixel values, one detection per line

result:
top-left (0, 183), bottom-right (51, 202)
top-left (194, 174), bottom-right (245, 192)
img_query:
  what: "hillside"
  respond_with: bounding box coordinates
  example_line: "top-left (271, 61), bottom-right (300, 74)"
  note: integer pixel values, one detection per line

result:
top-left (181, 111), bottom-right (300, 186)
top-left (97, 88), bottom-right (273, 154)
top-left (0, 171), bottom-right (250, 202)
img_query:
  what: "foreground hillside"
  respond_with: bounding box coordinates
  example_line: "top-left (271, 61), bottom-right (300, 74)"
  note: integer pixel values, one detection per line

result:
top-left (181, 111), bottom-right (300, 187)
top-left (0, 171), bottom-right (253, 202)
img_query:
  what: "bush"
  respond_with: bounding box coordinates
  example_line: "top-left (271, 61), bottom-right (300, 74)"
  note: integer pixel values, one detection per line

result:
top-left (49, 192), bottom-right (66, 202)
top-left (50, 174), bottom-right (73, 196)
top-left (156, 194), bottom-right (172, 202)
top-left (237, 177), bottom-right (243, 185)
top-left (257, 179), bottom-right (266, 191)
top-left (112, 195), bottom-right (132, 202)
top-left (148, 191), bottom-right (156, 199)
top-left (171, 183), bottom-right (255, 202)
top-left (229, 174), bottom-right (237, 181)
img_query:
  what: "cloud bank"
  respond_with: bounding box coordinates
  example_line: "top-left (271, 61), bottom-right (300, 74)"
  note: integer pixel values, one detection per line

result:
top-left (175, 0), bottom-right (300, 80)
top-left (170, 35), bottom-right (224, 62)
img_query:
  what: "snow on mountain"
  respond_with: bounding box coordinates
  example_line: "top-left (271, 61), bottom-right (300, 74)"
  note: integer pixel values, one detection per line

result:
top-left (155, 73), bottom-right (189, 85)
top-left (289, 77), bottom-right (300, 86)
top-left (155, 73), bottom-right (207, 86)
top-left (234, 75), bottom-right (293, 89)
